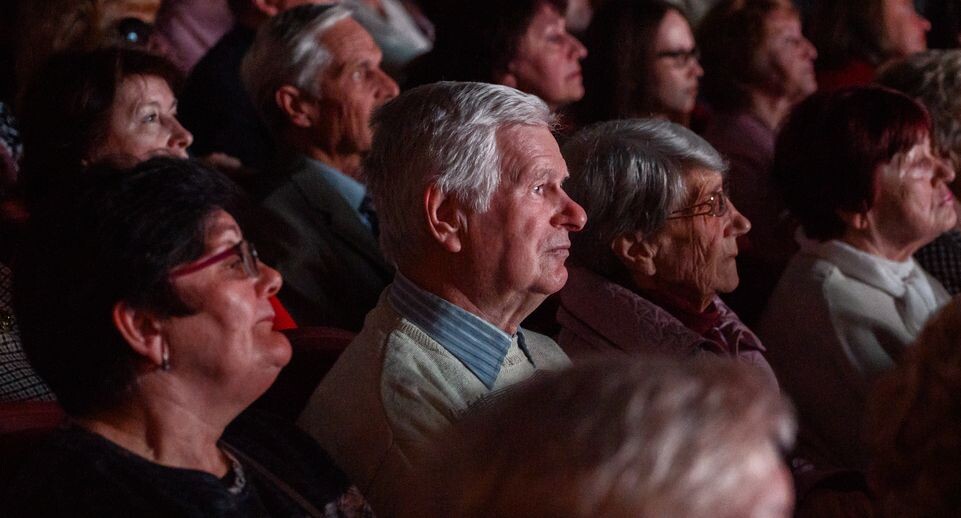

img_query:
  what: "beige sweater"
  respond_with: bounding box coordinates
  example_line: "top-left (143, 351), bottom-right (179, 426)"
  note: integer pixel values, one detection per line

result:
top-left (297, 294), bottom-right (570, 516)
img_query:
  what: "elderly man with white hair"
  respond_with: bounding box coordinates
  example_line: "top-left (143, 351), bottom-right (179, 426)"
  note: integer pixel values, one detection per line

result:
top-left (241, 4), bottom-right (399, 331)
top-left (298, 81), bottom-right (586, 515)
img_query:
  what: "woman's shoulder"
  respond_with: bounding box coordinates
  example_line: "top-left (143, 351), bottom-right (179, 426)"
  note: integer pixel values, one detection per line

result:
top-left (4, 426), bottom-right (170, 517)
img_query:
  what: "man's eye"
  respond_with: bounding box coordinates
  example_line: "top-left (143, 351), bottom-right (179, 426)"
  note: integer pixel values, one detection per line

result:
top-left (143, 113), bottom-right (158, 123)
top-left (533, 185), bottom-right (544, 194)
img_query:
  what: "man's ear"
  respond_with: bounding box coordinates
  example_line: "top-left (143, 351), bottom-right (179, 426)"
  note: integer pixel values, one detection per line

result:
top-left (112, 301), bottom-right (165, 370)
top-left (275, 85), bottom-right (317, 129)
top-left (611, 231), bottom-right (659, 277)
top-left (424, 184), bottom-right (465, 253)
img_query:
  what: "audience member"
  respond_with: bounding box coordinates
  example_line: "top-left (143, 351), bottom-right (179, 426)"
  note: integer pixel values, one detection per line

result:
top-left (406, 0), bottom-right (587, 111)
top-left (868, 295), bottom-right (961, 518)
top-left (418, 357), bottom-right (795, 518)
top-left (808, 0), bottom-right (930, 90)
top-left (877, 50), bottom-right (961, 295)
top-left (759, 86), bottom-right (955, 470)
top-left (241, 4), bottom-right (397, 331)
top-left (698, 0), bottom-right (818, 323)
top-left (341, 0), bottom-right (433, 78)
top-left (298, 81), bottom-right (584, 515)
top-left (575, 0), bottom-right (703, 127)
top-left (152, 0), bottom-right (234, 73)
top-left (5, 158), bottom-right (357, 516)
top-left (178, 0), bottom-right (324, 172)
top-left (558, 119), bottom-right (777, 388)
top-left (18, 48), bottom-right (191, 207)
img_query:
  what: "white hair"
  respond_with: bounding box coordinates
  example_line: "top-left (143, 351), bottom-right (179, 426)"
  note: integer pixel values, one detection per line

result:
top-left (416, 357), bottom-right (796, 518)
top-left (241, 3), bottom-right (351, 132)
top-left (364, 81), bottom-right (555, 265)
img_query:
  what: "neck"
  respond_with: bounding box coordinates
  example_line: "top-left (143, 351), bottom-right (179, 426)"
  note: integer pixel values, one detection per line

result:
top-left (632, 272), bottom-right (713, 313)
top-left (747, 89), bottom-right (793, 131)
top-left (287, 133), bottom-right (363, 180)
top-left (840, 229), bottom-right (918, 262)
top-left (402, 265), bottom-right (540, 335)
top-left (74, 377), bottom-right (234, 477)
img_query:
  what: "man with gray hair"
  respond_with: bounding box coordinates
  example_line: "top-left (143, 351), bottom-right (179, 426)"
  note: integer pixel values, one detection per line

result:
top-left (298, 81), bottom-right (586, 515)
top-left (241, 3), bottom-right (398, 331)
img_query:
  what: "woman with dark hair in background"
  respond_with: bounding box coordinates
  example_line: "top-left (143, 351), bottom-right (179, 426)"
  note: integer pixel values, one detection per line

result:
top-left (18, 47), bottom-right (192, 206)
top-left (697, 0), bottom-right (818, 323)
top-left (574, 0), bottom-right (702, 128)
top-left (405, 0), bottom-right (587, 111)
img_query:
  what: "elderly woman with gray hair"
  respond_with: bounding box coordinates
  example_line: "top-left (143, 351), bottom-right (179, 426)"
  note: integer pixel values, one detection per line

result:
top-left (557, 118), bottom-right (777, 388)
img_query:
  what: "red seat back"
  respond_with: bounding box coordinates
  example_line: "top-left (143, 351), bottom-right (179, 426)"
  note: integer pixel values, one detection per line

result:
top-left (0, 400), bottom-right (65, 484)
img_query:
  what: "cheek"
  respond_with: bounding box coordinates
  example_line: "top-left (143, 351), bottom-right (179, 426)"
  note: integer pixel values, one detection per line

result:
top-left (687, 221), bottom-right (727, 291)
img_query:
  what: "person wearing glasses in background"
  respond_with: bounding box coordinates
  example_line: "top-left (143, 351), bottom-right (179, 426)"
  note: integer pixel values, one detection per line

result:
top-left (573, 0), bottom-right (703, 128)
top-left (5, 158), bottom-right (362, 516)
top-left (556, 118), bottom-right (778, 390)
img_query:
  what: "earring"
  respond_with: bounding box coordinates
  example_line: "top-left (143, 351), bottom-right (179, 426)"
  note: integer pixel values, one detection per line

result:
top-left (161, 343), bottom-right (170, 372)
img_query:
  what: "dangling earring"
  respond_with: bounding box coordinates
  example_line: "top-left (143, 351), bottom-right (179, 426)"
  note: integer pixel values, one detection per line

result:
top-left (161, 343), bottom-right (170, 371)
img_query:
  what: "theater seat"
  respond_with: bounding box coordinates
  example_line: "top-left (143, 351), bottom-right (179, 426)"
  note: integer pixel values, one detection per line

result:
top-left (0, 400), bottom-right (65, 484)
top-left (252, 326), bottom-right (355, 421)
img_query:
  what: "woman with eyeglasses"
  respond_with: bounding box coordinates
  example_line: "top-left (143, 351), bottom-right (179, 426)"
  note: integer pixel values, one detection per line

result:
top-left (6, 158), bottom-right (360, 516)
top-left (573, 0), bottom-right (703, 128)
top-left (556, 118), bottom-right (777, 389)
top-left (758, 86), bottom-right (955, 471)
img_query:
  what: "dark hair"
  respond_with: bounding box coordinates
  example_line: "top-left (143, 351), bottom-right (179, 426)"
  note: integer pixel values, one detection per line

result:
top-left (808, 0), bottom-right (887, 69)
top-left (404, 0), bottom-right (567, 87)
top-left (572, 0), bottom-right (679, 125)
top-left (14, 157), bottom-right (242, 416)
top-left (18, 47), bottom-right (182, 206)
top-left (773, 86), bottom-right (930, 241)
top-left (698, 0), bottom-right (794, 111)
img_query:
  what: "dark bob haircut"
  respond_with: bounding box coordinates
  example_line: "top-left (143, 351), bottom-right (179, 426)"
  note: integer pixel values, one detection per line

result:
top-left (773, 86), bottom-right (931, 241)
top-left (14, 158), bottom-right (242, 416)
top-left (573, 0), bottom-right (681, 126)
top-left (697, 0), bottom-right (796, 112)
top-left (18, 47), bottom-right (182, 206)
top-left (404, 0), bottom-right (566, 87)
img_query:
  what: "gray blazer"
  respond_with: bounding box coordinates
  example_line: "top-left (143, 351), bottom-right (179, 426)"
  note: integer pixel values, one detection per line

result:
top-left (249, 154), bottom-right (394, 331)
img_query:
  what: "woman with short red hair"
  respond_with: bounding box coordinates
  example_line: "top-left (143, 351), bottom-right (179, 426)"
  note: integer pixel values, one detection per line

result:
top-left (758, 86), bottom-right (955, 471)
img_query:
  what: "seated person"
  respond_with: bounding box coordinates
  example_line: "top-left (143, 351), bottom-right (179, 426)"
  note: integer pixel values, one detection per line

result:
top-left (297, 81), bottom-right (584, 515)
top-left (758, 86), bottom-right (955, 470)
top-left (808, 0), bottom-right (929, 90)
top-left (406, 0), bottom-right (587, 112)
top-left (573, 0), bottom-right (703, 127)
top-left (877, 50), bottom-right (961, 295)
top-left (558, 118), bottom-right (777, 388)
top-left (5, 158), bottom-right (357, 516)
top-left (241, 4), bottom-right (398, 331)
top-left (868, 296), bottom-right (961, 518)
top-left (698, 0), bottom-right (819, 323)
top-left (19, 47), bottom-right (192, 205)
top-left (418, 357), bottom-right (795, 517)
top-left (5, 47), bottom-right (193, 401)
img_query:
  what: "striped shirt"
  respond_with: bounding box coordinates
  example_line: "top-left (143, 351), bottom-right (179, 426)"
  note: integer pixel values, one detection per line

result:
top-left (387, 273), bottom-right (534, 389)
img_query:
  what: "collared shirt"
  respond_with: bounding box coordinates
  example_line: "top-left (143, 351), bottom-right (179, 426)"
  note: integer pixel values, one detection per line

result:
top-left (309, 157), bottom-right (372, 231)
top-left (387, 273), bottom-right (535, 389)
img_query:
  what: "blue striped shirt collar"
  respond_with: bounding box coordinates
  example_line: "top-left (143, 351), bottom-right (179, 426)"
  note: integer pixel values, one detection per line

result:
top-left (387, 273), bottom-right (533, 389)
